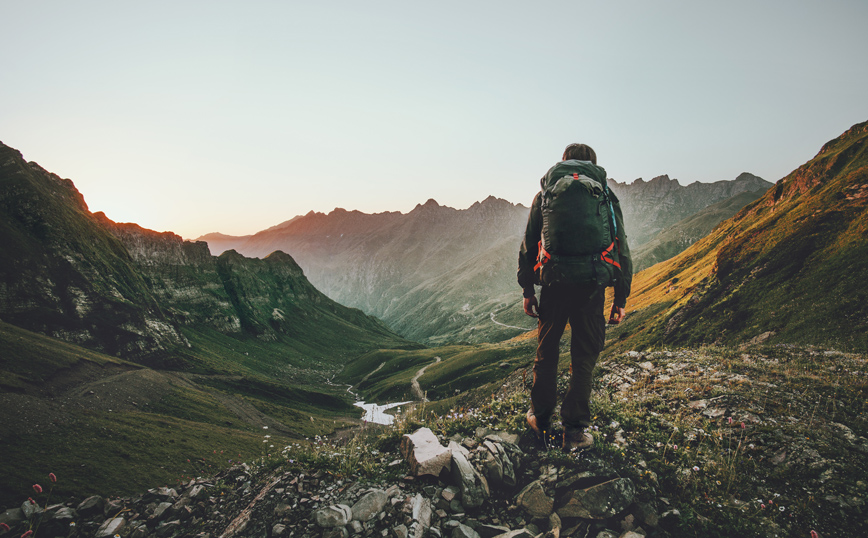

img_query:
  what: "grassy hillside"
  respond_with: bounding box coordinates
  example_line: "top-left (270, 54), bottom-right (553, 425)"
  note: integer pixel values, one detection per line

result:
top-left (605, 120), bottom-right (868, 353)
top-left (632, 189), bottom-right (769, 272)
top-left (0, 319), bottom-right (370, 507)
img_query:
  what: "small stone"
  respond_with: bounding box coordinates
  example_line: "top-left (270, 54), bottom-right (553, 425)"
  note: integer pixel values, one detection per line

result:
top-left (273, 523), bottom-right (287, 536)
top-left (315, 505), bottom-right (353, 528)
top-left (557, 478), bottom-right (635, 519)
top-left (353, 490), bottom-right (390, 522)
top-left (323, 527), bottom-right (350, 538)
top-left (638, 361), bottom-right (654, 370)
top-left (452, 523), bottom-right (480, 538)
top-left (76, 495), bottom-right (105, 518)
top-left (153, 502), bottom-right (173, 520)
top-left (442, 486), bottom-right (460, 502)
top-left (476, 525), bottom-right (511, 538)
top-left (95, 517), bottom-right (126, 538)
top-left (490, 530), bottom-right (533, 538)
top-left (393, 524), bottom-right (409, 538)
top-left (515, 481), bottom-right (553, 518)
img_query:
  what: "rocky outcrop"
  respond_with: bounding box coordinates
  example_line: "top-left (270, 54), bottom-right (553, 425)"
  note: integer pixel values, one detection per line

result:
top-left (607, 172), bottom-right (772, 247)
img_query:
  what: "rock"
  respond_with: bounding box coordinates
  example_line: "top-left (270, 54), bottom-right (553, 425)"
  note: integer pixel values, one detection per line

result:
top-left (450, 444), bottom-right (490, 509)
top-left (442, 486), bottom-right (460, 502)
top-left (0, 508), bottom-right (24, 526)
top-left (594, 532), bottom-right (618, 538)
top-left (476, 525), bottom-right (511, 538)
top-left (20, 500), bottom-right (42, 519)
top-left (323, 527), bottom-right (350, 538)
top-left (130, 523), bottom-right (150, 538)
top-left (154, 521), bottom-right (181, 538)
top-left (353, 489), bottom-right (389, 522)
top-left (153, 502), bottom-right (173, 520)
top-left (273, 523), bottom-right (287, 536)
top-left (490, 530), bottom-right (533, 538)
top-left (412, 493), bottom-right (432, 528)
top-left (188, 484), bottom-right (207, 501)
top-left (557, 478), bottom-right (635, 519)
top-left (702, 408), bottom-right (726, 418)
top-left (401, 428), bottom-right (453, 477)
top-left (315, 504), bottom-right (353, 528)
top-left (481, 441), bottom-right (516, 489)
top-left (618, 532), bottom-right (644, 538)
top-left (630, 502), bottom-right (658, 528)
top-left (96, 517), bottom-right (126, 538)
top-left (351, 521), bottom-right (365, 534)
top-left (638, 361), bottom-right (654, 370)
top-left (77, 495), bottom-right (105, 518)
top-left (453, 523), bottom-right (481, 538)
top-left (393, 524), bottom-right (409, 538)
top-left (515, 481), bottom-right (553, 518)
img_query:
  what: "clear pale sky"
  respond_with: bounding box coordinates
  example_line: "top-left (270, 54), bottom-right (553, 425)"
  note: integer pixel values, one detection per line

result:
top-left (3, 1), bottom-right (866, 239)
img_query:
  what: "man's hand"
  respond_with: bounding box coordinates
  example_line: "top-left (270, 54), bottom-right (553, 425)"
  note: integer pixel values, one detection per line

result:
top-left (608, 305), bottom-right (625, 324)
top-left (523, 296), bottom-right (539, 318)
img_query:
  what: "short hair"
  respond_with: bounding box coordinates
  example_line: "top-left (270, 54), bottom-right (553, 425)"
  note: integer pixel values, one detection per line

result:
top-left (563, 143), bottom-right (597, 164)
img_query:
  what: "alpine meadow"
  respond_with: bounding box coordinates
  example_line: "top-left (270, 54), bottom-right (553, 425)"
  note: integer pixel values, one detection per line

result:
top-left (1, 121), bottom-right (867, 538)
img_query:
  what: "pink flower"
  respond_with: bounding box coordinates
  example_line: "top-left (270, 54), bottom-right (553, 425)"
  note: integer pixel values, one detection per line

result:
top-left (728, 417), bottom-right (733, 424)
top-left (27, 498), bottom-right (35, 505)
top-left (741, 422), bottom-right (746, 429)
top-left (32, 484), bottom-right (42, 493)
top-left (49, 473), bottom-right (57, 483)
top-left (761, 504), bottom-right (766, 509)
top-left (21, 532), bottom-right (33, 538)
top-left (810, 531), bottom-right (819, 538)
top-left (0, 522), bottom-right (10, 532)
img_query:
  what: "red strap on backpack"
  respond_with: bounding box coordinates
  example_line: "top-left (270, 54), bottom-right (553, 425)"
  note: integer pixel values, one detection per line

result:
top-left (534, 240), bottom-right (551, 271)
top-left (600, 242), bottom-right (621, 269)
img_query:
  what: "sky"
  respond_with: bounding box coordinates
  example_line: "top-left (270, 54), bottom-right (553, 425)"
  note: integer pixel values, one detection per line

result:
top-left (2, 1), bottom-right (867, 239)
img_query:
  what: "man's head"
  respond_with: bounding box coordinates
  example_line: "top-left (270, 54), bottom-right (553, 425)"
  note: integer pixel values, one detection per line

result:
top-left (563, 143), bottom-right (596, 164)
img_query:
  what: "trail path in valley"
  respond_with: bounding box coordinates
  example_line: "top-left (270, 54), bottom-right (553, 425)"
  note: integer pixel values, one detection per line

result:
top-left (411, 357), bottom-right (441, 401)
top-left (490, 311), bottom-right (534, 331)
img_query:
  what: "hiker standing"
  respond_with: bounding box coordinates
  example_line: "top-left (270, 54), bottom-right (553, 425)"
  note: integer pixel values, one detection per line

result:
top-left (517, 143), bottom-right (632, 451)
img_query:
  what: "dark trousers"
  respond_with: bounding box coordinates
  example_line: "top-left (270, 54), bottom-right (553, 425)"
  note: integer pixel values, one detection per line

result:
top-left (531, 283), bottom-right (606, 429)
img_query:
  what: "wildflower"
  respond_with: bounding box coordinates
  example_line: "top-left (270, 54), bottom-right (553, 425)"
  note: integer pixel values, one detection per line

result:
top-left (728, 417), bottom-right (733, 424)
top-left (761, 504), bottom-right (766, 509)
top-left (673, 445), bottom-right (677, 450)
top-left (263, 426), bottom-right (268, 430)
top-left (811, 531), bottom-right (819, 538)
top-left (21, 532), bottom-right (33, 538)
top-left (49, 472), bottom-right (57, 483)
top-left (0, 523), bottom-right (9, 532)
top-left (779, 506), bottom-right (785, 512)
top-left (692, 466), bottom-right (700, 472)
top-left (741, 422), bottom-right (746, 429)
top-left (32, 484), bottom-right (42, 493)
top-left (28, 498), bottom-right (35, 505)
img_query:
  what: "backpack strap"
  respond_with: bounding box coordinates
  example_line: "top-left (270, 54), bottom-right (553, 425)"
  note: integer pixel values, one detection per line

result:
top-left (601, 242), bottom-right (621, 269)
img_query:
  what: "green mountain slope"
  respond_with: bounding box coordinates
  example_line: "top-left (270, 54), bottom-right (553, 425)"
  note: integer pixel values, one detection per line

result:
top-left (606, 120), bottom-right (868, 352)
top-left (632, 189), bottom-right (769, 272)
top-left (0, 141), bottom-right (418, 505)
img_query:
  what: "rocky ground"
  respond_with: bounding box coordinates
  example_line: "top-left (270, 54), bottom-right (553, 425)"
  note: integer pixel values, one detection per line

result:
top-left (1, 344), bottom-right (865, 538)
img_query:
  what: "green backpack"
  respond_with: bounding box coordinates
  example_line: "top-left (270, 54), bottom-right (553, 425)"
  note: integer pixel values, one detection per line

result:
top-left (534, 160), bottom-right (622, 287)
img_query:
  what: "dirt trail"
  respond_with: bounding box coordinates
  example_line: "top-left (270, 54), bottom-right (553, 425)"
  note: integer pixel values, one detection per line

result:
top-left (410, 357), bottom-right (441, 401)
top-left (358, 362), bottom-right (386, 385)
top-left (489, 311), bottom-right (534, 331)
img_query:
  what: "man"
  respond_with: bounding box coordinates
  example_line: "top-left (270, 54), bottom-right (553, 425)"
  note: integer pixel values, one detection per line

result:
top-left (517, 143), bottom-right (632, 451)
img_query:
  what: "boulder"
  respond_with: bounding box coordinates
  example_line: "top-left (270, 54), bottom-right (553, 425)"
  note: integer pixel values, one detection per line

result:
top-left (401, 428), bottom-right (453, 477)
top-left (515, 481), bottom-right (553, 518)
top-left (476, 525), bottom-right (511, 538)
top-left (556, 478), bottom-right (635, 519)
top-left (352, 489), bottom-right (389, 522)
top-left (491, 530), bottom-right (534, 538)
top-left (0, 508), bottom-right (24, 526)
top-left (315, 504), bottom-right (353, 528)
top-left (412, 493), bottom-right (432, 528)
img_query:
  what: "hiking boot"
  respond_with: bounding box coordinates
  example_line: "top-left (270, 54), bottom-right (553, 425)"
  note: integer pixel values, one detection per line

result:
top-left (526, 409), bottom-right (550, 446)
top-left (563, 428), bottom-right (593, 452)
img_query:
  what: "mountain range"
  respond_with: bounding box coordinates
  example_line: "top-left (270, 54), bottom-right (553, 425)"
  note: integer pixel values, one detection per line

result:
top-left (200, 174), bottom-right (771, 344)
